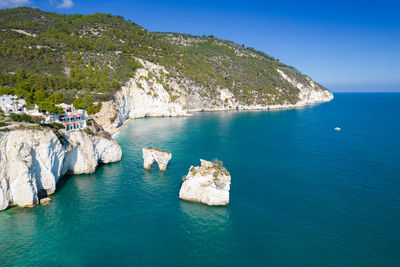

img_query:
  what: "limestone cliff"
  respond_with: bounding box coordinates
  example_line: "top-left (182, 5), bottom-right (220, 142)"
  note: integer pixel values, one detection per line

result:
top-left (0, 128), bottom-right (122, 211)
top-left (94, 59), bottom-right (333, 133)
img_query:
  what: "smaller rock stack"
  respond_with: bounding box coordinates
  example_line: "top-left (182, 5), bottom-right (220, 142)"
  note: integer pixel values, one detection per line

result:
top-left (142, 147), bottom-right (172, 171)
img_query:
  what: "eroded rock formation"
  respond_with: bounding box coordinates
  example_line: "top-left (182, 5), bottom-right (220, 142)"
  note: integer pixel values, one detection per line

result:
top-left (179, 159), bottom-right (231, 206)
top-left (0, 128), bottom-right (122, 211)
top-left (142, 147), bottom-right (172, 171)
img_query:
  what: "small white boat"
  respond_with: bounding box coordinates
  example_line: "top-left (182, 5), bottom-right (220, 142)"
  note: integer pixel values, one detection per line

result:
top-left (334, 127), bottom-right (341, 131)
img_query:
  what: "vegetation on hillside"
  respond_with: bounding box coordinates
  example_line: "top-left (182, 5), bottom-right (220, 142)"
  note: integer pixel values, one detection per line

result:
top-left (0, 7), bottom-right (328, 110)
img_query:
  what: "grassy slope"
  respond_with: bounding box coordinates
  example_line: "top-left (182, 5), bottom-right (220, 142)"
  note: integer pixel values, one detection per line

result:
top-left (0, 7), bottom-right (328, 106)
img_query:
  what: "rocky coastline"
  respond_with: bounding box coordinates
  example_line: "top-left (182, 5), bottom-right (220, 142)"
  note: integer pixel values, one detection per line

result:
top-left (0, 59), bottom-right (333, 212)
top-left (92, 59), bottom-right (333, 135)
top-left (0, 127), bottom-right (122, 211)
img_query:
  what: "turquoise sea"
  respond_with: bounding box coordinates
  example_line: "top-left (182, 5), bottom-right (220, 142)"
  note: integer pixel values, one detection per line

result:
top-left (1, 93), bottom-right (400, 266)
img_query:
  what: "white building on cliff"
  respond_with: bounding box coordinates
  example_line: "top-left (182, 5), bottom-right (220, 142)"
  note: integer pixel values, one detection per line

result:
top-left (0, 95), bottom-right (27, 114)
top-left (46, 103), bottom-right (87, 131)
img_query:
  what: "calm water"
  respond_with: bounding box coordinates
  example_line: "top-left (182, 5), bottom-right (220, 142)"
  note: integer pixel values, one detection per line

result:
top-left (1, 93), bottom-right (400, 266)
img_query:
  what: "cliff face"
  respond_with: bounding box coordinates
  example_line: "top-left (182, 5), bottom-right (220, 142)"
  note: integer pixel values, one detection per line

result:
top-left (112, 59), bottom-right (189, 129)
top-left (94, 59), bottom-right (333, 133)
top-left (0, 128), bottom-right (122, 211)
top-left (276, 69), bottom-right (333, 105)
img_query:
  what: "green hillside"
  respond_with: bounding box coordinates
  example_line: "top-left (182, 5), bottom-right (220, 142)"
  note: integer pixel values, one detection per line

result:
top-left (0, 7), bottom-right (327, 113)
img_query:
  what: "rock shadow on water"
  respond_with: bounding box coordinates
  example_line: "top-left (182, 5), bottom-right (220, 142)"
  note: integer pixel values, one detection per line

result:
top-left (178, 200), bottom-right (234, 257)
top-left (3, 206), bottom-right (35, 216)
top-left (55, 162), bottom-right (108, 194)
top-left (141, 165), bottom-right (174, 189)
top-left (179, 199), bottom-right (232, 224)
top-left (54, 173), bottom-right (75, 194)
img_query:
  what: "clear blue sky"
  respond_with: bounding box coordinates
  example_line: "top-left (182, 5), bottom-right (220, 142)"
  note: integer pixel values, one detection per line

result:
top-left (2, 0), bottom-right (400, 92)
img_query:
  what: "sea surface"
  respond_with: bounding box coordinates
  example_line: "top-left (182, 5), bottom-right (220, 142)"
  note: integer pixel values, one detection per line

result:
top-left (1, 93), bottom-right (400, 266)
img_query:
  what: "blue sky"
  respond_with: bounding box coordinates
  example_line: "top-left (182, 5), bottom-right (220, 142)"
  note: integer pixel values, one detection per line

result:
top-left (1, 0), bottom-right (400, 92)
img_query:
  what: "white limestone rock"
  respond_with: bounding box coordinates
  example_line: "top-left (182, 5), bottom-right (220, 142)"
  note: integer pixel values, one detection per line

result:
top-left (114, 59), bottom-right (189, 128)
top-left (62, 131), bottom-right (122, 175)
top-left (0, 128), bottom-right (122, 211)
top-left (62, 131), bottom-right (98, 174)
top-left (0, 129), bottom-right (65, 209)
top-left (142, 147), bottom-right (172, 171)
top-left (40, 197), bottom-right (52, 206)
top-left (277, 69), bottom-right (334, 105)
top-left (92, 134), bottom-right (123, 164)
top-left (179, 159), bottom-right (231, 206)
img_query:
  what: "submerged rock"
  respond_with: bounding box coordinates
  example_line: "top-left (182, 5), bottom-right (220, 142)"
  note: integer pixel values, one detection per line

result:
top-left (179, 159), bottom-right (231, 206)
top-left (40, 197), bottom-right (52, 206)
top-left (142, 147), bottom-right (172, 171)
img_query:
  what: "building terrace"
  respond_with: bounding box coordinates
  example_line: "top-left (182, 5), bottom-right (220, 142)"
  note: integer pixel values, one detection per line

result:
top-left (46, 103), bottom-right (87, 131)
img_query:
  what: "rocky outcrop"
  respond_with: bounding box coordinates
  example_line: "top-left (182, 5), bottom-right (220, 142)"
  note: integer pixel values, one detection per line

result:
top-left (0, 128), bottom-right (122, 211)
top-left (90, 101), bottom-right (119, 135)
top-left (142, 147), bottom-right (172, 171)
top-left (179, 159), bottom-right (231, 206)
top-left (40, 197), bottom-right (52, 206)
top-left (276, 69), bottom-right (333, 105)
top-left (113, 59), bottom-right (189, 129)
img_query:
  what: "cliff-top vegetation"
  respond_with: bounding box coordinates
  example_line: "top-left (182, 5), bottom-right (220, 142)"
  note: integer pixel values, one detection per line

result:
top-left (0, 7), bottom-right (328, 113)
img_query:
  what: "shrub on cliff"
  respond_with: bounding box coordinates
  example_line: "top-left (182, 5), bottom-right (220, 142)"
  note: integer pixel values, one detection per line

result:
top-left (73, 96), bottom-right (102, 114)
top-left (9, 113), bottom-right (43, 123)
top-left (0, 86), bottom-right (16, 96)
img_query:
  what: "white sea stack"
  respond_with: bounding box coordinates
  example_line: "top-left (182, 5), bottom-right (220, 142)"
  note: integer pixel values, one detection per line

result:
top-left (179, 159), bottom-right (231, 206)
top-left (0, 128), bottom-right (122, 211)
top-left (142, 147), bottom-right (172, 171)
